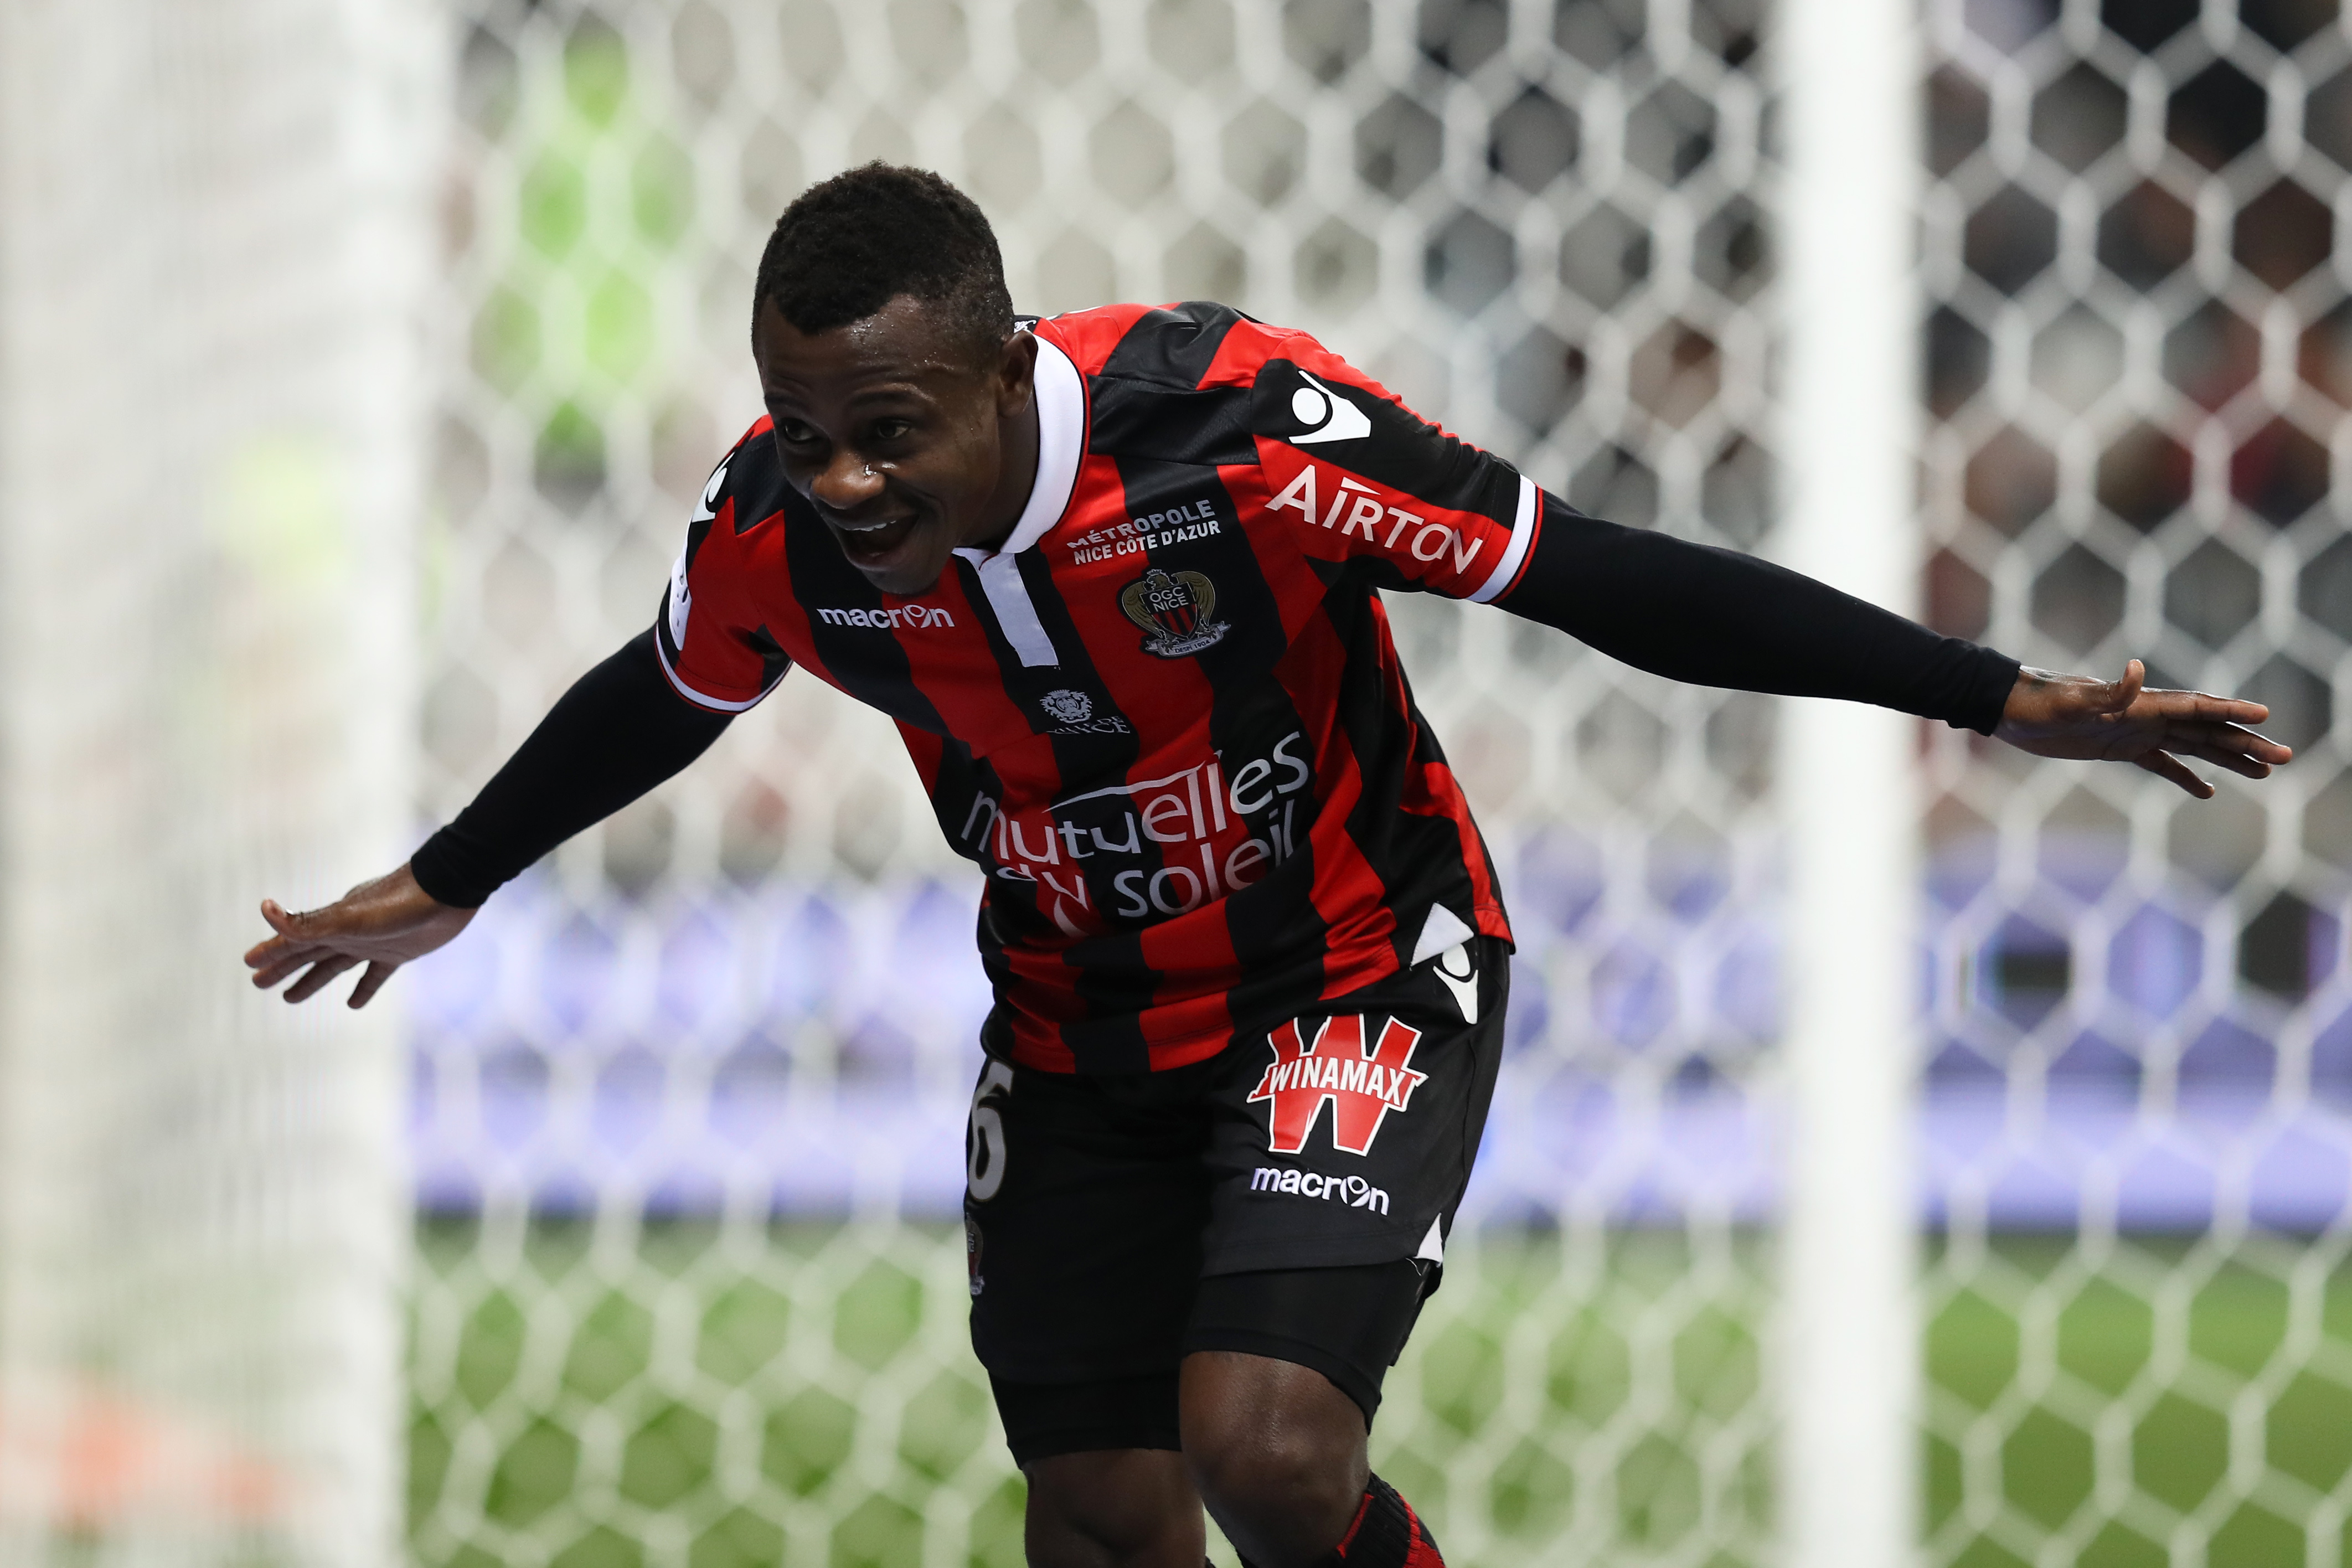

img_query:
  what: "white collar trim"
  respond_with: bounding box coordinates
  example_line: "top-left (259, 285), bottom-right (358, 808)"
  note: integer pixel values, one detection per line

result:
top-left (956, 332), bottom-right (1084, 563)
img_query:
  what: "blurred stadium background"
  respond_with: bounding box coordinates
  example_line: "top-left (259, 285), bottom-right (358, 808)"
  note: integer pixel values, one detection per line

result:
top-left (4, 0), bottom-right (2351, 1564)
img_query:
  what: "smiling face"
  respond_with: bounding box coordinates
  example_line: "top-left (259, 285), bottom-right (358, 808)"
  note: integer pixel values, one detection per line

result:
top-left (751, 293), bottom-right (1041, 597)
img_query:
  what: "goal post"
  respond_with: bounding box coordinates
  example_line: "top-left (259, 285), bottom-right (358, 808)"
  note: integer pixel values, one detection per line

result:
top-left (0, 2), bottom-right (442, 1562)
top-left (1776, 0), bottom-right (1925, 1564)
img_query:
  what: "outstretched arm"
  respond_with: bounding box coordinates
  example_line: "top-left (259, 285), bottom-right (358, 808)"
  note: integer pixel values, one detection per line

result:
top-left (245, 629), bottom-right (734, 1007)
top-left (1495, 500), bottom-right (2289, 794)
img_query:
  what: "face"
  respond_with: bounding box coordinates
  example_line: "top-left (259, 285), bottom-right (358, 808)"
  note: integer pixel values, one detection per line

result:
top-left (752, 293), bottom-right (1039, 597)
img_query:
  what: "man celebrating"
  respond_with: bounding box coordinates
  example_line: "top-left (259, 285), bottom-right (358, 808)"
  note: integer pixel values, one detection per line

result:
top-left (247, 165), bottom-right (2286, 1568)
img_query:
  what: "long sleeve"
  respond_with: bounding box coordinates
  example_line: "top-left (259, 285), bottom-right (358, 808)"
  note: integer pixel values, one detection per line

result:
top-left (409, 629), bottom-right (734, 907)
top-left (1497, 494), bottom-right (2020, 735)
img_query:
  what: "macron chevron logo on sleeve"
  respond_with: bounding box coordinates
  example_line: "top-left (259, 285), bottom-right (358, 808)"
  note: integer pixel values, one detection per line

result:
top-left (1288, 372), bottom-right (1373, 446)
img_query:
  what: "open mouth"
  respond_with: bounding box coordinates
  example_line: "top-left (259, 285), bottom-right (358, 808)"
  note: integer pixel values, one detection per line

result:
top-left (824, 510), bottom-right (922, 567)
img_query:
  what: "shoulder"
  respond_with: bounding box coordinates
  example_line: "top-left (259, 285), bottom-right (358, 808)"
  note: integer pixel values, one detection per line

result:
top-left (695, 416), bottom-right (801, 535)
top-left (1037, 301), bottom-right (1335, 391)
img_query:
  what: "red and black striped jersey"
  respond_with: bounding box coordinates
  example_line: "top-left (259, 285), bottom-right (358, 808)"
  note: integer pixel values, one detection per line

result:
top-left (655, 302), bottom-right (1540, 1074)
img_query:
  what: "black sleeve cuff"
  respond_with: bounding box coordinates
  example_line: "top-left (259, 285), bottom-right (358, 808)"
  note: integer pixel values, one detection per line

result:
top-left (408, 828), bottom-right (502, 910)
top-left (1939, 644), bottom-right (2023, 737)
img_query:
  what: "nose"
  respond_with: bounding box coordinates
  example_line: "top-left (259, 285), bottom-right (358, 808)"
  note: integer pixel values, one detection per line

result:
top-left (810, 447), bottom-right (884, 513)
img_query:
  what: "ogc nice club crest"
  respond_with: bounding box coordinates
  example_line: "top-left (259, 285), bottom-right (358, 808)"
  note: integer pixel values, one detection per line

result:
top-left (1120, 567), bottom-right (1229, 657)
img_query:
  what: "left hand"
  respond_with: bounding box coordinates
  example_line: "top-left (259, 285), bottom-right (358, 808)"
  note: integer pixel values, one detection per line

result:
top-left (1994, 660), bottom-right (2292, 798)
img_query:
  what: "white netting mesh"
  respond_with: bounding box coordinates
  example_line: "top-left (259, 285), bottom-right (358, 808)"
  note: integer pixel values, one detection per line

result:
top-left (0, 2), bottom-right (436, 1564)
top-left (1917, 0), bottom-right (2352, 1562)
top-left (407, 2), bottom-right (1783, 1564)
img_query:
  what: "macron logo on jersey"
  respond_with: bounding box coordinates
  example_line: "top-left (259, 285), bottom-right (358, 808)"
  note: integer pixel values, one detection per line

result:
top-left (1288, 372), bottom-right (1373, 446)
top-left (1248, 1014), bottom-right (1428, 1156)
top-left (814, 605), bottom-right (956, 630)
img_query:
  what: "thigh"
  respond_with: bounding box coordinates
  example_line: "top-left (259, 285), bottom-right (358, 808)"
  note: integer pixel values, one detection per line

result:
top-left (1199, 936), bottom-right (1510, 1280)
top-left (1183, 1258), bottom-right (1431, 1425)
top-left (964, 1056), bottom-right (1213, 1424)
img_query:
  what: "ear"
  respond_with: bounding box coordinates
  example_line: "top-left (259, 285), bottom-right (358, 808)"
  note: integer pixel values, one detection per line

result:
top-left (993, 329), bottom-right (1039, 418)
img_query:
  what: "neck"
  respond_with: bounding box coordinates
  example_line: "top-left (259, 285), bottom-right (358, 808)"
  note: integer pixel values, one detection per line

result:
top-left (969, 393), bottom-right (1041, 554)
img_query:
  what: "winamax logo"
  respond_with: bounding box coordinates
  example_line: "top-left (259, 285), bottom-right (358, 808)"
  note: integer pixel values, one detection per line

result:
top-left (1246, 1013), bottom-right (1428, 1156)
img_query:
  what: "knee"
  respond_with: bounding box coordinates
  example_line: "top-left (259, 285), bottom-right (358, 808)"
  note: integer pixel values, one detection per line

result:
top-left (1181, 1361), bottom-right (1368, 1564)
top-left (1025, 1450), bottom-right (1202, 1568)
top-left (1187, 1427), bottom-right (1364, 1550)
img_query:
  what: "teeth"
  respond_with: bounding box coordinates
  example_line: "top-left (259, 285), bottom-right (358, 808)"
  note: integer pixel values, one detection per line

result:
top-left (836, 515), bottom-right (906, 534)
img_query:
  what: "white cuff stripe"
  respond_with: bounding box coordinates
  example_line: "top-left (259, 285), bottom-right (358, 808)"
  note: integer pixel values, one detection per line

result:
top-left (656, 637), bottom-right (773, 713)
top-left (1466, 474), bottom-right (1538, 604)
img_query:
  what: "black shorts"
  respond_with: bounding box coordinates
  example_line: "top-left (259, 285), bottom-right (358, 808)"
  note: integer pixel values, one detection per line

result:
top-left (963, 937), bottom-right (1508, 1464)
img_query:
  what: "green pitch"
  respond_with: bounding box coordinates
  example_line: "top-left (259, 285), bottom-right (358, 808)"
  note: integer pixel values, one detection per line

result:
top-left (407, 1221), bottom-right (2352, 1568)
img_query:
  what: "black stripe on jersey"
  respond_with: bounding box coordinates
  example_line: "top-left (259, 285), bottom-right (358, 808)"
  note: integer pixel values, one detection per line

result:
top-left (1249, 357), bottom-right (1521, 530)
top-left (1010, 550), bottom-right (1146, 781)
top-left (991, 551), bottom-right (1163, 1074)
top-left (745, 624), bottom-right (792, 690)
top-left (1323, 589), bottom-right (1483, 972)
top-left (728, 437), bottom-right (785, 534)
top-left (782, 516), bottom-right (953, 736)
top-left (680, 512), bottom-right (716, 571)
top-left (1088, 383), bottom-right (1257, 468)
top-left (1115, 452), bottom-right (1333, 1022)
top-left (1100, 301), bottom-right (1250, 387)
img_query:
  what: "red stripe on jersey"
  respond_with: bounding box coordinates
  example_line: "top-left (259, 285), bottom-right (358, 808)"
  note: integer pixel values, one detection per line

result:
top-left (1254, 439), bottom-right (1516, 601)
top-left (898, 723), bottom-right (943, 793)
top-left (752, 532), bottom-right (842, 690)
top-left (1038, 303), bottom-right (1156, 370)
top-left (1412, 759), bottom-right (1512, 943)
top-left (1221, 463), bottom-right (1340, 649)
top-left (890, 572), bottom-right (1035, 760)
top-left (1195, 316), bottom-right (1319, 390)
top-left (1267, 606), bottom-right (1400, 996)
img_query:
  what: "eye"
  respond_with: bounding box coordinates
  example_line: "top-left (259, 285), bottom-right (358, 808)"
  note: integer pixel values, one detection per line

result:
top-left (774, 420), bottom-right (819, 446)
top-left (871, 417), bottom-right (915, 442)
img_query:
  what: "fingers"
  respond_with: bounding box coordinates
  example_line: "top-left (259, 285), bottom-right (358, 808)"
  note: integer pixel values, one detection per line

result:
top-left (2141, 688), bottom-right (2273, 727)
top-left (2105, 658), bottom-right (2146, 711)
top-left (2134, 750), bottom-right (2214, 799)
top-left (251, 899), bottom-right (327, 970)
top-left (282, 954), bottom-right (360, 1004)
top-left (250, 953), bottom-right (321, 990)
top-left (2179, 739), bottom-right (2277, 780)
top-left (2152, 721), bottom-right (2293, 766)
top-left (348, 960), bottom-right (399, 1010)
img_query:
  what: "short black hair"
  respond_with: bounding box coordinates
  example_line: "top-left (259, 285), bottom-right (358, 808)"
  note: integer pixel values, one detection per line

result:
top-left (754, 164), bottom-right (1014, 367)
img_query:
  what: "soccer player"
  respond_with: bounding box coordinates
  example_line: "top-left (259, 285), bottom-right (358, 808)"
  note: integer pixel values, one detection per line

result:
top-left (246, 166), bottom-right (2288, 1568)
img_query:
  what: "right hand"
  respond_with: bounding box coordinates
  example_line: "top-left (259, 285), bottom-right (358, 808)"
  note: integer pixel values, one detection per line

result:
top-left (244, 863), bottom-right (477, 1009)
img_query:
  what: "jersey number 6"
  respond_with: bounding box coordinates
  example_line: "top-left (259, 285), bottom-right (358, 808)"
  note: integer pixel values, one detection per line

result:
top-left (966, 1060), bottom-right (1015, 1201)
